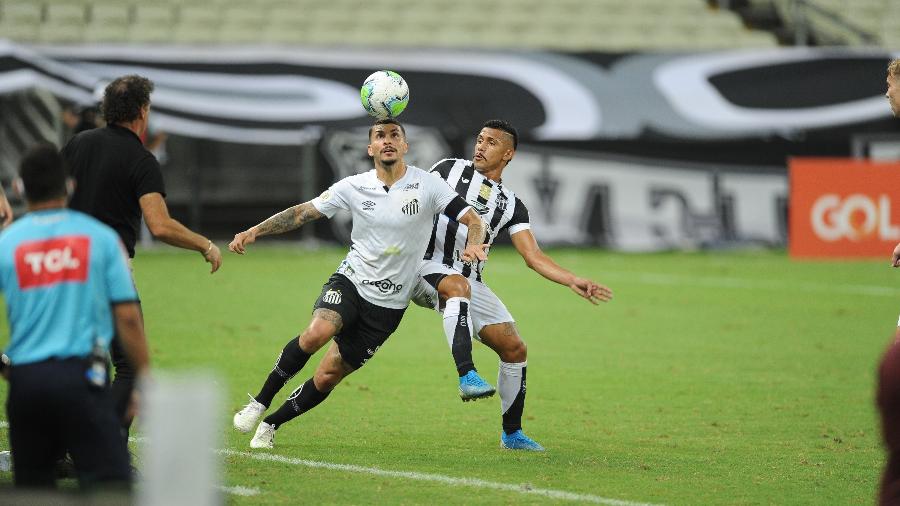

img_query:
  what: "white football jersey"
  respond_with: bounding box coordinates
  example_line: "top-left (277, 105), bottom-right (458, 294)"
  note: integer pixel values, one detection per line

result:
top-left (313, 165), bottom-right (468, 309)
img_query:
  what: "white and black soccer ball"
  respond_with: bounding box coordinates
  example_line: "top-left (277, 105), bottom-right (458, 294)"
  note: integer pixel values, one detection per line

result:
top-left (360, 70), bottom-right (409, 119)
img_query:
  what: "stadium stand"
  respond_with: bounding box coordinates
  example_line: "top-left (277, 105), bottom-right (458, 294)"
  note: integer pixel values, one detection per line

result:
top-left (0, 0), bottom-right (779, 50)
top-left (742, 0), bottom-right (893, 47)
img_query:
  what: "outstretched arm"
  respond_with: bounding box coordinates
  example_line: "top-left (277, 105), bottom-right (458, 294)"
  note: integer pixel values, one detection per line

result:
top-left (229, 201), bottom-right (324, 254)
top-left (140, 192), bottom-right (222, 273)
top-left (510, 229), bottom-right (613, 305)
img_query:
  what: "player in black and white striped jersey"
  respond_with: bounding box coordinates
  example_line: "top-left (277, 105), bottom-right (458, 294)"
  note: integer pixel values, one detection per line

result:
top-left (412, 120), bottom-right (613, 451)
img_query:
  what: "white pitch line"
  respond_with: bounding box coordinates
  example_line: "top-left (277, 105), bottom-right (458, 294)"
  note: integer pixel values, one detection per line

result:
top-left (218, 485), bottom-right (260, 497)
top-left (218, 449), bottom-right (661, 506)
top-left (0, 421), bottom-right (7, 429)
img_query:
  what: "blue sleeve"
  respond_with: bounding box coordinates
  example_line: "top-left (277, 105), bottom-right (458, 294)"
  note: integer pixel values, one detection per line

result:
top-left (103, 233), bottom-right (138, 303)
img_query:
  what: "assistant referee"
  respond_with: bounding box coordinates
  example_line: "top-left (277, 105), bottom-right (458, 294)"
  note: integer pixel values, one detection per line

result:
top-left (61, 74), bottom-right (222, 430)
top-left (0, 145), bottom-right (150, 489)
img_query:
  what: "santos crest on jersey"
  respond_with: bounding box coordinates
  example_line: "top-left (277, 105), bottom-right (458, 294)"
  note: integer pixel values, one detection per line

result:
top-left (424, 158), bottom-right (530, 281)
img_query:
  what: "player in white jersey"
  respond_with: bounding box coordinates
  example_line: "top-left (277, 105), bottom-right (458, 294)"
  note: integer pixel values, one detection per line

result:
top-left (412, 120), bottom-right (614, 451)
top-left (228, 119), bottom-right (488, 449)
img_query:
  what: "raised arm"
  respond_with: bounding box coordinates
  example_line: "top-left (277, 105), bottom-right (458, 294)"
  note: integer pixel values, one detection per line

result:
top-left (457, 208), bottom-right (489, 262)
top-left (229, 201), bottom-right (324, 254)
top-left (140, 192), bottom-right (221, 273)
top-left (509, 229), bottom-right (613, 305)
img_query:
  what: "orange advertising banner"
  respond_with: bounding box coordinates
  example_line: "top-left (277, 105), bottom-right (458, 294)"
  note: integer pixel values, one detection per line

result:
top-left (789, 158), bottom-right (900, 258)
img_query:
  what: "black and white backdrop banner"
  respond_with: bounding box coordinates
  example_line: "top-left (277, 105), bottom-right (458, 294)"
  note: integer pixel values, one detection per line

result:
top-left (1, 40), bottom-right (897, 145)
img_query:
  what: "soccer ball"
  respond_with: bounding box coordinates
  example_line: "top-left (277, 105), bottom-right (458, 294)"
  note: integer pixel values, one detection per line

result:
top-left (360, 70), bottom-right (409, 119)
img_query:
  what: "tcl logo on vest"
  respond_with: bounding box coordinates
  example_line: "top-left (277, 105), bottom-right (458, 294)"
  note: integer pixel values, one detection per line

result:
top-left (811, 194), bottom-right (900, 242)
top-left (15, 236), bottom-right (90, 289)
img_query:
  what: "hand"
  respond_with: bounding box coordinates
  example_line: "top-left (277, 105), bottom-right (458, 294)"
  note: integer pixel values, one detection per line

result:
top-left (569, 278), bottom-right (613, 305)
top-left (203, 242), bottom-right (222, 274)
top-left (460, 244), bottom-right (489, 263)
top-left (229, 229), bottom-right (258, 255)
top-left (892, 242), bottom-right (900, 267)
top-left (0, 195), bottom-right (13, 228)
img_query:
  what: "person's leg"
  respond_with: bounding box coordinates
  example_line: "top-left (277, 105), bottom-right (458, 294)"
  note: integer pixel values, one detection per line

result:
top-left (60, 364), bottom-right (131, 490)
top-left (234, 312), bottom-right (340, 432)
top-left (235, 274), bottom-right (357, 433)
top-left (109, 300), bottom-right (144, 432)
top-left (254, 310), bottom-right (342, 407)
top-left (436, 274), bottom-right (475, 376)
top-left (878, 330), bottom-right (900, 504)
top-left (251, 343), bottom-right (355, 448)
top-left (418, 267), bottom-right (493, 400)
top-left (471, 283), bottom-right (543, 451)
top-left (8, 364), bottom-right (60, 488)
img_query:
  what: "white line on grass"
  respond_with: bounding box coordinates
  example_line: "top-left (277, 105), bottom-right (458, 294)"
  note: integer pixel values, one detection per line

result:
top-left (218, 485), bottom-right (260, 497)
top-left (217, 449), bottom-right (661, 506)
top-left (0, 421), bottom-right (7, 429)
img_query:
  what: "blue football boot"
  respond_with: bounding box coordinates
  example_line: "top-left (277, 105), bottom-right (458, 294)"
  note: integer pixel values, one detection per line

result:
top-left (500, 430), bottom-right (545, 451)
top-left (458, 370), bottom-right (496, 402)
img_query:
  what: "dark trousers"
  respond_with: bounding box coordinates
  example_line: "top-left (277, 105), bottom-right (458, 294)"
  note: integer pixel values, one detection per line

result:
top-left (879, 334), bottom-right (900, 505)
top-left (7, 358), bottom-right (132, 489)
top-left (109, 300), bottom-right (143, 431)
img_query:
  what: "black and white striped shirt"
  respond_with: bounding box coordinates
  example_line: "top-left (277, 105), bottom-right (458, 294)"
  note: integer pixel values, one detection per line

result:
top-left (424, 158), bottom-right (531, 282)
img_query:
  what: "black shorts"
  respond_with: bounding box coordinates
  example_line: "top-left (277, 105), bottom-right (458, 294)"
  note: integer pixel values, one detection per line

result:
top-left (313, 273), bottom-right (406, 369)
top-left (6, 358), bottom-right (131, 489)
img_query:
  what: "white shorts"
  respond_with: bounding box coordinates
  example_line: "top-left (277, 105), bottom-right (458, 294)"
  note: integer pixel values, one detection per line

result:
top-left (411, 260), bottom-right (514, 335)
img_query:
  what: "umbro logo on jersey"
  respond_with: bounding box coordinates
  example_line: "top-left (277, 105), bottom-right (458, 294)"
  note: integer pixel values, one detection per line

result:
top-left (401, 199), bottom-right (420, 215)
top-left (322, 289), bottom-right (342, 304)
top-left (362, 200), bottom-right (376, 211)
top-left (472, 201), bottom-right (490, 215)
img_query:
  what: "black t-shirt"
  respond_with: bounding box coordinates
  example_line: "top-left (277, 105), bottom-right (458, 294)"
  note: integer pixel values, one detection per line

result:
top-left (62, 125), bottom-right (166, 257)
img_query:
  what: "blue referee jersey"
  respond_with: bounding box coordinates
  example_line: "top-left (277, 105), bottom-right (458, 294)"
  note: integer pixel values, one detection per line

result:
top-left (0, 209), bottom-right (138, 365)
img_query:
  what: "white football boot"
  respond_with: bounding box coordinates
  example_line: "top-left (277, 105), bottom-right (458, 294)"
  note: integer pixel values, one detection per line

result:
top-left (250, 422), bottom-right (276, 449)
top-left (233, 395), bottom-right (266, 433)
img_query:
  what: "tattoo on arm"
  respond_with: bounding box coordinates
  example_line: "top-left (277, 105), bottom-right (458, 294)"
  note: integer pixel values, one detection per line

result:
top-left (255, 202), bottom-right (323, 237)
top-left (463, 212), bottom-right (487, 246)
top-left (313, 308), bottom-right (343, 333)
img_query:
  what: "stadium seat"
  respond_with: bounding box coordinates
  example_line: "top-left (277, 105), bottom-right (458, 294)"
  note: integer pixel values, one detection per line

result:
top-left (38, 3), bottom-right (86, 43)
top-left (129, 4), bottom-right (174, 43)
top-left (83, 2), bottom-right (130, 43)
top-left (0, 1), bottom-right (43, 42)
top-left (172, 6), bottom-right (222, 44)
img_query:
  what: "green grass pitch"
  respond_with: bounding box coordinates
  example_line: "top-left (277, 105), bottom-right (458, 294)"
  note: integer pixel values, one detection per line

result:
top-left (0, 246), bottom-right (895, 504)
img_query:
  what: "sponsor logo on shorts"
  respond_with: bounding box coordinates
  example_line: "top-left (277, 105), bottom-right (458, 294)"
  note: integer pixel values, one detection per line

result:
top-left (362, 278), bottom-right (403, 294)
top-left (360, 345), bottom-right (381, 366)
top-left (401, 198), bottom-right (419, 215)
top-left (322, 289), bottom-right (342, 304)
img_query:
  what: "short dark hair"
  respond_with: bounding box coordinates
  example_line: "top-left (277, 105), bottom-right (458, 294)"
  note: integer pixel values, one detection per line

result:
top-left (101, 75), bottom-right (154, 124)
top-left (368, 118), bottom-right (406, 140)
top-left (482, 119), bottom-right (517, 149)
top-left (19, 144), bottom-right (68, 203)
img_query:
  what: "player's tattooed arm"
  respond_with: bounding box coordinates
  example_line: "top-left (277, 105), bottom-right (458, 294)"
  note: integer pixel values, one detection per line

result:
top-left (458, 208), bottom-right (489, 263)
top-left (255, 202), bottom-right (324, 237)
top-left (229, 201), bottom-right (324, 254)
